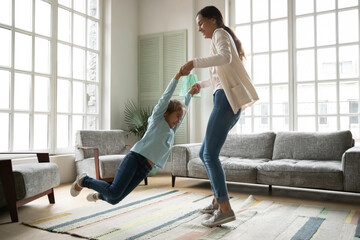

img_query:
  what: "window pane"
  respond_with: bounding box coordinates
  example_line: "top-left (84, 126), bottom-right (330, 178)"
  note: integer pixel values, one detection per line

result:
top-left (35, 0), bottom-right (51, 37)
top-left (296, 0), bottom-right (314, 15)
top-left (15, 0), bottom-right (32, 31)
top-left (254, 117), bottom-right (270, 132)
top-left (254, 86), bottom-right (269, 115)
top-left (0, 28), bottom-right (11, 67)
top-left (87, 51), bottom-right (98, 82)
top-left (88, 0), bottom-right (99, 18)
top-left (58, 0), bottom-right (71, 8)
top-left (272, 117), bottom-right (289, 131)
top-left (272, 84), bottom-right (289, 115)
top-left (297, 83), bottom-right (315, 114)
top-left (253, 0), bottom-right (268, 22)
top-left (74, 0), bottom-right (86, 13)
top-left (14, 73), bottom-right (31, 110)
top-left (13, 113), bottom-right (29, 150)
top-left (253, 54), bottom-right (269, 84)
top-left (235, 26), bottom-right (251, 54)
top-left (73, 47), bottom-right (85, 79)
top-left (316, 0), bottom-right (335, 12)
top-left (270, 0), bottom-right (287, 19)
top-left (235, 0), bottom-right (250, 24)
top-left (73, 81), bottom-right (85, 113)
top-left (340, 81), bottom-right (359, 114)
top-left (238, 116), bottom-right (252, 133)
top-left (339, 10), bottom-right (359, 44)
top-left (72, 115), bottom-right (83, 145)
top-left (0, 70), bottom-right (10, 109)
top-left (35, 37), bottom-right (51, 74)
top-left (318, 82), bottom-right (337, 114)
top-left (0, 0), bottom-right (11, 25)
top-left (253, 23), bottom-right (269, 52)
top-left (271, 20), bottom-right (288, 51)
top-left (296, 16), bottom-right (314, 48)
top-left (338, 0), bottom-right (358, 9)
top-left (317, 47), bottom-right (336, 80)
top-left (57, 79), bottom-right (70, 112)
top-left (297, 117), bottom-right (315, 131)
top-left (88, 19), bottom-right (98, 50)
top-left (15, 32), bottom-right (32, 71)
top-left (297, 49), bottom-right (315, 81)
top-left (317, 13), bottom-right (335, 46)
top-left (0, 113), bottom-right (9, 151)
top-left (73, 13), bottom-right (85, 46)
top-left (87, 84), bottom-right (98, 113)
top-left (34, 114), bottom-right (48, 149)
top-left (58, 8), bottom-right (71, 42)
top-left (57, 115), bottom-right (69, 148)
top-left (58, 43), bottom-right (71, 77)
top-left (318, 116), bottom-right (337, 131)
top-left (272, 52), bottom-right (288, 83)
top-left (341, 116), bottom-right (359, 141)
top-left (34, 76), bottom-right (50, 111)
top-left (86, 116), bottom-right (98, 129)
top-left (339, 45), bottom-right (359, 79)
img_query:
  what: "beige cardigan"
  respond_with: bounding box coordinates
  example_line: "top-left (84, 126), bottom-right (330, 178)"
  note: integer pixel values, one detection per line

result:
top-left (194, 28), bottom-right (259, 114)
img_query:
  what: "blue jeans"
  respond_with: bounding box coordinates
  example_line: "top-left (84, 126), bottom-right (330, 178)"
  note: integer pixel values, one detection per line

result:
top-left (199, 89), bottom-right (241, 203)
top-left (82, 151), bottom-right (152, 205)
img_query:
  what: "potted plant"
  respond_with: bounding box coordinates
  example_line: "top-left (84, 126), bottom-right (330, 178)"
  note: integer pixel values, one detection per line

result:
top-left (124, 99), bottom-right (157, 176)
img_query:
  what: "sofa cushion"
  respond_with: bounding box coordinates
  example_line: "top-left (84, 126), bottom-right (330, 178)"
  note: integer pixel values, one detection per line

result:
top-left (188, 157), bottom-right (269, 184)
top-left (272, 131), bottom-right (353, 161)
top-left (75, 154), bottom-right (126, 179)
top-left (257, 159), bottom-right (343, 190)
top-left (220, 132), bottom-right (276, 159)
top-left (221, 157), bottom-right (269, 183)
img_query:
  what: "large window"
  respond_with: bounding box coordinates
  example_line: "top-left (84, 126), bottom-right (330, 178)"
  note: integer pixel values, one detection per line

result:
top-left (231, 0), bottom-right (360, 143)
top-left (0, 0), bottom-right (101, 154)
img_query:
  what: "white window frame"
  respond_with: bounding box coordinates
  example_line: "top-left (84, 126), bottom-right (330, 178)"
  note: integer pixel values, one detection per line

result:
top-left (0, 0), bottom-right (102, 154)
top-left (230, 0), bottom-right (360, 144)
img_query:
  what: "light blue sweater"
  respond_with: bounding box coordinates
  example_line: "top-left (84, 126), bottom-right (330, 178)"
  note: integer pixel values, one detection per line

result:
top-left (131, 78), bottom-right (192, 168)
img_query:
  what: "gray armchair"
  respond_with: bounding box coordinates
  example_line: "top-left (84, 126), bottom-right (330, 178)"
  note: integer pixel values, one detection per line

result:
top-left (0, 153), bottom-right (60, 222)
top-left (75, 130), bottom-right (148, 185)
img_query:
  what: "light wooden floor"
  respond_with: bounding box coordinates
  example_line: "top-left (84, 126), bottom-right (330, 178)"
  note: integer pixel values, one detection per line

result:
top-left (1, 172), bottom-right (360, 240)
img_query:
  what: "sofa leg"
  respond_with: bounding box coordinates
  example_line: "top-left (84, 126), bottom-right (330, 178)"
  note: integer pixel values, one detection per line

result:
top-left (269, 185), bottom-right (272, 193)
top-left (144, 177), bottom-right (148, 185)
top-left (171, 175), bottom-right (176, 187)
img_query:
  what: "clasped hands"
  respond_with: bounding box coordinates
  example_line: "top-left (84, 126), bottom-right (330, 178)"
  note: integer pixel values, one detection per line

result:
top-left (178, 60), bottom-right (200, 96)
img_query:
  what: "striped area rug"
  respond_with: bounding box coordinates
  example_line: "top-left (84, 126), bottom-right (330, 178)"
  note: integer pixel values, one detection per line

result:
top-left (23, 188), bottom-right (360, 240)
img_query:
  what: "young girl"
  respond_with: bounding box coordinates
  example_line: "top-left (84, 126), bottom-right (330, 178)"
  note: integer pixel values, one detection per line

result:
top-left (70, 68), bottom-right (198, 204)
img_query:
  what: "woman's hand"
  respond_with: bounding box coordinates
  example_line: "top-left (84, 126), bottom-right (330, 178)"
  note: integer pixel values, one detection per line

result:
top-left (181, 60), bottom-right (194, 73)
top-left (175, 67), bottom-right (190, 80)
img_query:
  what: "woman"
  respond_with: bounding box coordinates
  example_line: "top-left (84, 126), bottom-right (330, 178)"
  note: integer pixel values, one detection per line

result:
top-left (182, 6), bottom-right (258, 227)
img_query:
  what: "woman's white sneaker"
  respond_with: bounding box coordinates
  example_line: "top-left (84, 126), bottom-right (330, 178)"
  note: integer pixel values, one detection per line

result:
top-left (201, 209), bottom-right (236, 228)
top-left (199, 203), bottom-right (219, 214)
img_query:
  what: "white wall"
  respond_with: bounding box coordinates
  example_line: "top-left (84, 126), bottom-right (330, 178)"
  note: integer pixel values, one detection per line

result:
top-left (103, 0), bottom-right (139, 131)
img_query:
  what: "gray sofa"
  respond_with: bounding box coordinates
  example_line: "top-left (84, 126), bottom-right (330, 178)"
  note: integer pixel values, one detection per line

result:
top-left (171, 131), bottom-right (360, 193)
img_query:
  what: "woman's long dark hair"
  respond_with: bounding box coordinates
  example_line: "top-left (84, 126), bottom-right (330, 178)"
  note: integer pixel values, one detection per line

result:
top-left (197, 6), bottom-right (245, 61)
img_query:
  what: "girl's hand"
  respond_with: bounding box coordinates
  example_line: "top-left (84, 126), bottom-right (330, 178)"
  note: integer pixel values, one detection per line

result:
top-left (188, 83), bottom-right (201, 95)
